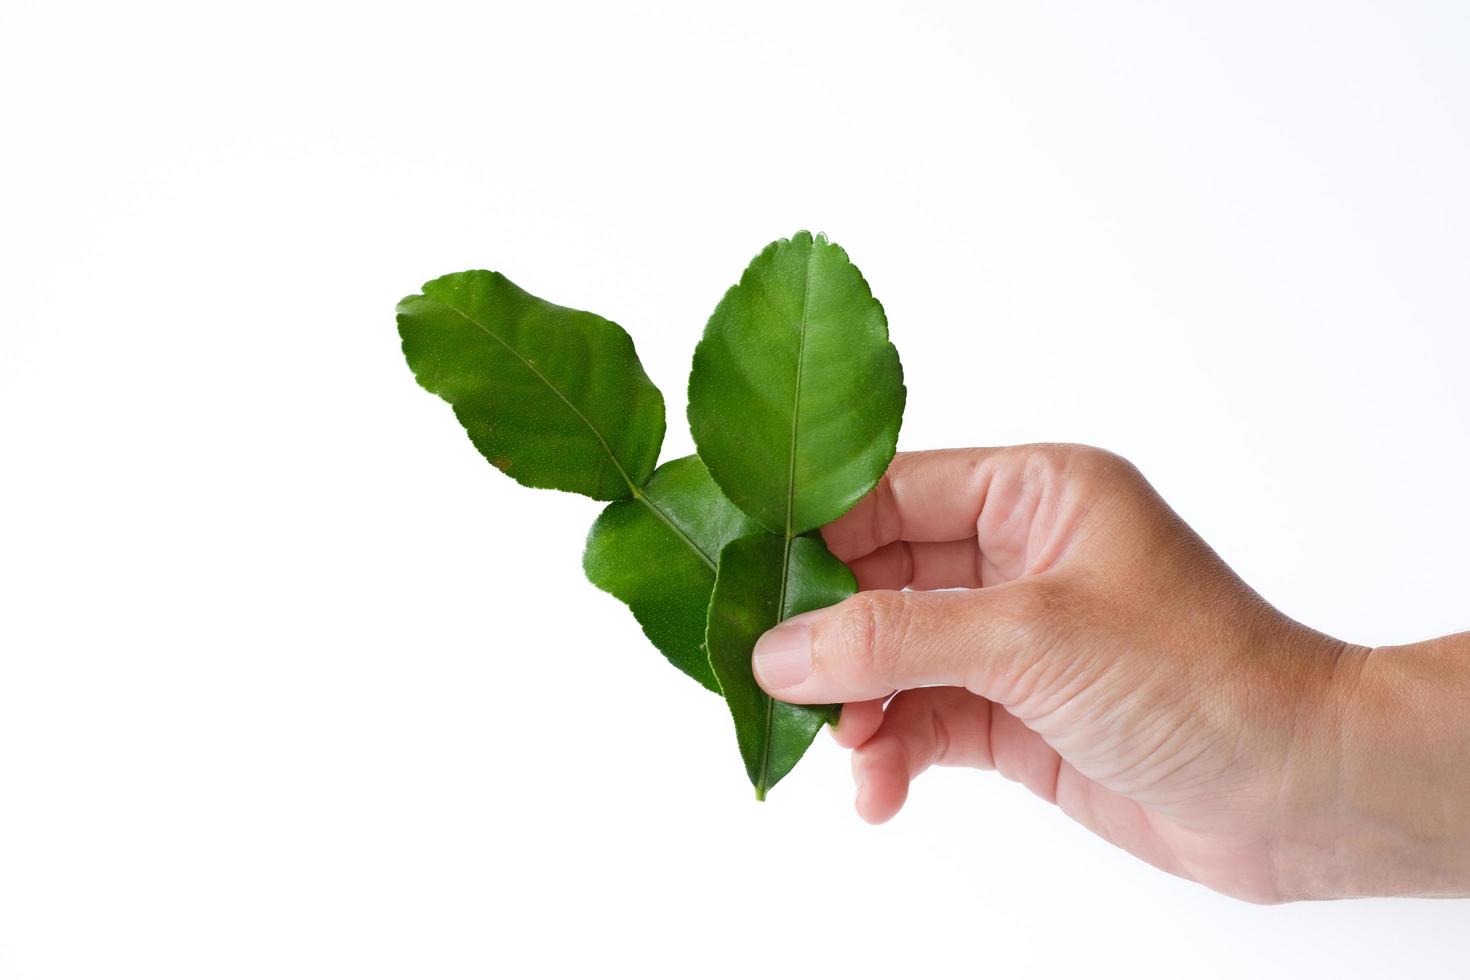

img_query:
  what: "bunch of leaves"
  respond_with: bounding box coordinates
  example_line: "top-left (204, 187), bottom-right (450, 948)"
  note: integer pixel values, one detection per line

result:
top-left (397, 231), bottom-right (905, 798)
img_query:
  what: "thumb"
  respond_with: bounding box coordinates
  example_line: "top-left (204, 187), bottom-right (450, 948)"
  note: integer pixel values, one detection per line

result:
top-left (752, 580), bottom-right (1064, 704)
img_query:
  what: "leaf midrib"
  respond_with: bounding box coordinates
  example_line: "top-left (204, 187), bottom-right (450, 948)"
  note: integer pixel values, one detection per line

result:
top-left (429, 294), bottom-right (717, 573)
top-left (757, 240), bottom-right (819, 798)
top-left (634, 491), bottom-right (717, 572)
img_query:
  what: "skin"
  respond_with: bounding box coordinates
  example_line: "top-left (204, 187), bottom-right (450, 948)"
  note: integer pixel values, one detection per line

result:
top-left (751, 445), bottom-right (1470, 903)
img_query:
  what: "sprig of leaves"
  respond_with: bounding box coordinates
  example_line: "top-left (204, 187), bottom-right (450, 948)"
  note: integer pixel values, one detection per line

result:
top-left (688, 232), bottom-right (905, 797)
top-left (397, 232), bottom-right (905, 797)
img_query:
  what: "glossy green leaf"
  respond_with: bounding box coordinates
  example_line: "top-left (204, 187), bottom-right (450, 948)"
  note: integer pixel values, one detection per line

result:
top-left (584, 455), bottom-right (760, 691)
top-left (687, 231), bottom-right (905, 535)
top-left (706, 532), bottom-right (858, 798)
top-left (398, 270), bottom-right (665, 500)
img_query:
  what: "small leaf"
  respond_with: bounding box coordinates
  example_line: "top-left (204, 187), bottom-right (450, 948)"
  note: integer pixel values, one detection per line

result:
top-left (584, 455), bottom-right (760, 690)
top-left (688, 231), bottom-right (905, 534)
top-left (706, 532), bottom-right (858, 798)
top-left (398, 270), bottom-right (665, 500)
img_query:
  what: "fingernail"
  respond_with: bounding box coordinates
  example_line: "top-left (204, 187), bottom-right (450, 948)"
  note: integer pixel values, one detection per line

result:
top-left (752, 612), bottom-right (819, 690)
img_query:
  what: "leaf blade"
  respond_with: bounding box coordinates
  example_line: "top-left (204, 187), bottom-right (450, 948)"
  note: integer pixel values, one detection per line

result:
top-left (398, 270), bottom-right (665, 500)
top-left (705, 532), bottom-right (858, 797)
top-left (687, 231), bottom-right (905, 533)
top-left (583, 456), bottom-right (760, 690)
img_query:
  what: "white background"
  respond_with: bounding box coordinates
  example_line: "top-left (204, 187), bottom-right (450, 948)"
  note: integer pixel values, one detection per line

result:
top-left (2, 1), bottom-right (1468, 976)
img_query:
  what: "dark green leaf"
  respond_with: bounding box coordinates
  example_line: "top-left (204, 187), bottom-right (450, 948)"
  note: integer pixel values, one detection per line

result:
top-left (584, 455), bottom-right (760, 691)
top-left (705, 532), bottom-right (858, 798)
top-left (687, 231), bottom-right (905, 534)
top-left (398, 270), bottom-right (665, 500)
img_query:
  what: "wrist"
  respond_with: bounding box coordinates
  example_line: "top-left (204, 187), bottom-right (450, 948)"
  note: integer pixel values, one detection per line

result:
top-left (1272, 635), bottom-right (1470, 900)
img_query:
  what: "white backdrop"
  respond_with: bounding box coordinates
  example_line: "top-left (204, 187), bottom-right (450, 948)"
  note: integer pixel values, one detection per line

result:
top-left (3, 1), bottom-right (1468, 976)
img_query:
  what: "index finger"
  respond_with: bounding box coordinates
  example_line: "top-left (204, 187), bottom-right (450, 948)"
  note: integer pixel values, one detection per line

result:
top-left (821, 447), bottom-right (1004, 562)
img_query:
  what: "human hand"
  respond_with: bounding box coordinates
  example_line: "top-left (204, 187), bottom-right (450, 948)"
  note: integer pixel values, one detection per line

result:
top-left (752, 445), bottom-right (1470, 902)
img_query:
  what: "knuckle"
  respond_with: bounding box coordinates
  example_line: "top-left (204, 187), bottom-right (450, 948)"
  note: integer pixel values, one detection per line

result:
top-left (1069, 445), bottom-right (1144, 489)
top-left (1016, 444), bottom-right (1070, 485)
top-left (827, 590), bottom-right (908, 685)
top-left (1008, 444), bottom-right (1146, 501)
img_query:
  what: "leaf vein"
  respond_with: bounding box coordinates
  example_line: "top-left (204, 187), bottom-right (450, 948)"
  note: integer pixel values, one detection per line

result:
top-left (758, 239), bottom-right (819, 797)
top-left (636, 493), bottom-right (718, 572)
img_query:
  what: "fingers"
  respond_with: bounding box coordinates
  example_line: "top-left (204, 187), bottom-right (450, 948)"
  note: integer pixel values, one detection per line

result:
top-left (850, 735), bottom-right (907, 824)
top-left (850, 688), bottom-right (994, 823)
top-left (821, 448), bottom-right (1001, 563)
top-left (752, 579), bottom-right (1067, 704)
top-left (843, 538), bottom-right (983, 591)
top-left (830, 698), bottom-right (886, 748)
top-left (822, 444), bottom-right (1141, 586)
top-left (987, 699), bottom-right (1063, 802)
top-left (849, 690), bottom-right (1070, 823)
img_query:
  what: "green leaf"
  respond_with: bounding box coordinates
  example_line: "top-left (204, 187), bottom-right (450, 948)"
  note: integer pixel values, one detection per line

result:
top-left (705, 532), bottom-right (858, 799)
top-left (398, 270), bottom-right (665, 500)
top-left (584, 455), bottom-right (760, 691)
top-left (687, 231), bottom-right (905, 535)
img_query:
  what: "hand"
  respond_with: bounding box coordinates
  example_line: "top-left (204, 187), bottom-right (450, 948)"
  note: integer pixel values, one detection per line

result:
top-left (752, 445), bottom-right (1470, 902)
